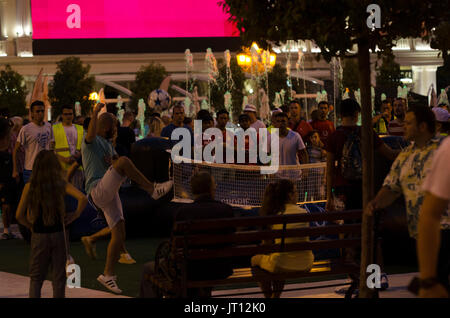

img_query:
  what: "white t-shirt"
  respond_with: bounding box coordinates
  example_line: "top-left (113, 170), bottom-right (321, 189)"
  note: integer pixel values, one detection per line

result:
top-left (17, 122), bottom-right (54, 170)
top-left (421, 136), bottom-right (450, 228)
top-left (251, 120), bottom-right (266, 131)
top-left (278, 130), bottom-right (305, 165)
top-left (63, 125), bottom-right (78, 155)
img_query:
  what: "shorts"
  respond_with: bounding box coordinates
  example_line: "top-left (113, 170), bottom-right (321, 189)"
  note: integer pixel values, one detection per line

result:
top-left (90, 166), bottom-right (127, 229)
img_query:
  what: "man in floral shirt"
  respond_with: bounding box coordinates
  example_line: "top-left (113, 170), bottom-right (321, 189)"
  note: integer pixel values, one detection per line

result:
top-left (365, 106), bottom-right (450, 239)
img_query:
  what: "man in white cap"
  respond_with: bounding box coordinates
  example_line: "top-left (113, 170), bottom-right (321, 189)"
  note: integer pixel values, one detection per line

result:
top-left (432, 106), bottom-right (449, 138)
top-left (268, 108), bottom-right (283, 133)
top-left (243, 104), bottom-right (266, 131)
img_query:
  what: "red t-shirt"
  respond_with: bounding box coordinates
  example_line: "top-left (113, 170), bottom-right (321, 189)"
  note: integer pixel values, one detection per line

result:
top-left (326, 126), bottom-right (384, 187)
top-left (311, 120), bottom-right (335, 147)
top-left (204, 130), bottom-right (234, 163)
top-left (289, 120), bottom-right (313, 140)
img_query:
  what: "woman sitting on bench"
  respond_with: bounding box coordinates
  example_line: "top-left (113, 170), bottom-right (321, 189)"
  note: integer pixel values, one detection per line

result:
top-left (252, 179), bottom-right (314, 298)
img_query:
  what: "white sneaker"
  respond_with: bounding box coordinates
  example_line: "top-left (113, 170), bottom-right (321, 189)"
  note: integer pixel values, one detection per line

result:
top-left (151, 180), bottom-right (173, 200)
top-left (97, 274), bottom-right (122, 294)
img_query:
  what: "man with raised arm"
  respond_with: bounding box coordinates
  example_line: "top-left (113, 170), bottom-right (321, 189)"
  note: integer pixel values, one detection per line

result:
top-left (82, 103), bottom-right (172, 294)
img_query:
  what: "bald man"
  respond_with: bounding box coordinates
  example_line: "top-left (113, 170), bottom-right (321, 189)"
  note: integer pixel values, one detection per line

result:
top-left (82, 103), bottom-right (172, 294)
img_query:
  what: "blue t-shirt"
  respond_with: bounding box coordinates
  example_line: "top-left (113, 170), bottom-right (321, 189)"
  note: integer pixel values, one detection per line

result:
top-left (81, 135), bottom-right (116, 194)
top-left (161, 123), bottom-right (194, 146)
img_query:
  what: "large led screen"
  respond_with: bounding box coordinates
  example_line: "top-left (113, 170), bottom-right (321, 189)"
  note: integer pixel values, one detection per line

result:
top-left (31, 0), bottom-right (239, 39)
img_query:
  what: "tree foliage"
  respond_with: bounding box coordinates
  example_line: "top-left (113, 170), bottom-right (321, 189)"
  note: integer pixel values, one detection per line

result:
top-left (221, 0), bottom-right (449, 61)
top-left (430, 21), bottom-right (450, 64)
top-left (210, 57), bottom-right (245, 118)
top-left (130, 62), bottom-right (168, 112)
top-left (375, 50), bottom-right (402, 102)
top-left (431, 22), bottom-right (450, 92)
top-left (0, 65), bottom-right (28, 117)
top-left (263, 64), bottom-right (288, 106)
top-left (49, 57), bottom-right (95, 118)
top-left (342, 58), bottom-right (360, 93)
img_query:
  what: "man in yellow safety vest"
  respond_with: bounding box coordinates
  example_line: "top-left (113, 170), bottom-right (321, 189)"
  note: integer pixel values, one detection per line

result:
top-left (53, 105), bottom-right (84, 190)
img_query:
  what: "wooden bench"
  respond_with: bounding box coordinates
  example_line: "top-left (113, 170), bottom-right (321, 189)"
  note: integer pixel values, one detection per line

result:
top-left (147, 209), bottom-right (375, 298)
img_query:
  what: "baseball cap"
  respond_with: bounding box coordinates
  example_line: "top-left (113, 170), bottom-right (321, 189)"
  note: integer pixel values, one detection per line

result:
top-left (239, 113), bottom-right (250, 121)
top-left (271, 108), bottom-right (282, 116)
top-left (432, 107), bottom-right (450, 122)
top-left (243, 104), bottom-right (257, 113)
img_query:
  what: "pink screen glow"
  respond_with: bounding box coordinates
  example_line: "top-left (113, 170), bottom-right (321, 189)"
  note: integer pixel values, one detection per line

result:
top-left (31, 0), bottom-right (239, 39)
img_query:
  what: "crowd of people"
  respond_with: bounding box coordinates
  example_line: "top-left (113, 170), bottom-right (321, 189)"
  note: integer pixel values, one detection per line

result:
top-left (0, 93), bottom-right (449, 298)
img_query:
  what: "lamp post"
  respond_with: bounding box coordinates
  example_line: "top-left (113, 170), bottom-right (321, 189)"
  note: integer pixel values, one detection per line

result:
top-left (236, 43), bottom-right (276, 113)
top-left (89, 92), bottom-right (99, 101)
top-left (236, 42), bottom-right (276, 74)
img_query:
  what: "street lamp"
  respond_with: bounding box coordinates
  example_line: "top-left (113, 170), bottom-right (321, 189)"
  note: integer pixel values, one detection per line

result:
top-left (236, 42), bottom-right (276, 74)
top-left (89, 92), bottom-right (99, 101)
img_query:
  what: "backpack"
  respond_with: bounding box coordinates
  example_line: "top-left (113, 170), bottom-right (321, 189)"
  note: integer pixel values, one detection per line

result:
top-left (340, 128), bottom-right (362, 180)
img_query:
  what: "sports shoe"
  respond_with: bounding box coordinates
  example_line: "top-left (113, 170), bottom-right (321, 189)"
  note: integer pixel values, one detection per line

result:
top-left (380, 273), bottom-right (389, 291)
top-left (1, 232), bottom-right (16, 240)
top-left (335, 284), bottom-right (359, 296)
top-left (151, 180), bottom-right (173, 200)
top-left (119, 253), bottom-right (136, 265)
top-left (81, 236), bottom-right (97, 259)
top-left (97, 274), bottom-right (122, 294)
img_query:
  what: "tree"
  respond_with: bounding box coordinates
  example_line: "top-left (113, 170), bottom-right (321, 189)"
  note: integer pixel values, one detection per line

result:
top-left (375, 49), bottom-right (402, 104)
top-left (431, 22), bottom-right (450, 92)
top-left (342, 58), bottom-right (360, 93)
top-left (210, 58), bottom-right (245, 118)
top-left (130, 62), bottom-right (168, 113)
top-left (221, 0), bottom-right (450, 298)
top-left (0, 65), bottom-right (28, 117)
top-left (264, 64), bottom-right (288, 106)
top-left (49, 57), bottom-right (95, 118)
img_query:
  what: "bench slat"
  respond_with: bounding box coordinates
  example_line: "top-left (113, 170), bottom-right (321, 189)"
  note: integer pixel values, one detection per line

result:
top-left (185, 263), bottom-right (359, 288)
top-left (173, 224), bottom-right (361, 247)
top-left (175, 238), bottom-right (360, 260)
top-left (174, 210), bottom-right (362, 232)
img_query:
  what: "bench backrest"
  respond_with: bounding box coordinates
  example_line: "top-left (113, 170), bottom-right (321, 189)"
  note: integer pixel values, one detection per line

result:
top-left (171, 209), bottom-right (363, 261)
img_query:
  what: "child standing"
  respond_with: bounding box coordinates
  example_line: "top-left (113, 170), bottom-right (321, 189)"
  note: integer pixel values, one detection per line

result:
top-left (305, 130), bottom-right (327, 200)
top-left (15, 150), bottom-right (87, 298)
top-left (306, 130), bottom-right (326, 163)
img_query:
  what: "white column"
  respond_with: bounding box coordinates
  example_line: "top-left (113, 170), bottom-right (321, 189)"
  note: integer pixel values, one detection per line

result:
top-left (0, 1), bottom-right (6, 39)
top-left (412, 66), bottom-right (437, 97)
top-left (15, 0), bottom-right (24, 36)
top-left (15, 0), bottom-right (31, 36)
top-left (23, 0), bottom-right (32, 36)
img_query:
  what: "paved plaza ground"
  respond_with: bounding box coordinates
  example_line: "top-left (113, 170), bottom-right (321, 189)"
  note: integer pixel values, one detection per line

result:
top-left (0, 221), bottom-right (418, 299)
top-left (0, 270), bottom-right (416, 298)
